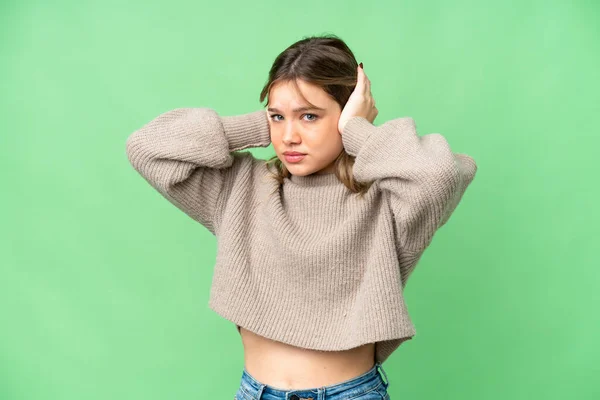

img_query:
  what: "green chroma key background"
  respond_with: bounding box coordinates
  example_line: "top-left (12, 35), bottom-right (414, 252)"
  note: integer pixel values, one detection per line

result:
top-left (1, 0), bottom-right (598, 399)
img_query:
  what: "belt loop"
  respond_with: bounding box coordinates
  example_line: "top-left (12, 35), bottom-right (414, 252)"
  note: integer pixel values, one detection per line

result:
top-left (319, 386), bottom-right (326, 400)
top-left (376, 362), bottom-right (389, 388)
top-left (256, 383), bottom-right (265, 399)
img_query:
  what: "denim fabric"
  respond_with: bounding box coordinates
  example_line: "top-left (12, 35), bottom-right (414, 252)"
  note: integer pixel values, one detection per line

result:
top-left (234, 362), bottom-right (390, 400)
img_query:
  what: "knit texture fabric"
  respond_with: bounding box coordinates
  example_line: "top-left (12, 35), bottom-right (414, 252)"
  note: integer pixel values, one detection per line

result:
top-left (125, 107), bottom-right (478, 364)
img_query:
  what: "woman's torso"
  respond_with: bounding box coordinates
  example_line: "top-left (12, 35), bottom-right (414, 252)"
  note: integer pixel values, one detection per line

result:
top-left (238, 326), bottom-right (376, 390)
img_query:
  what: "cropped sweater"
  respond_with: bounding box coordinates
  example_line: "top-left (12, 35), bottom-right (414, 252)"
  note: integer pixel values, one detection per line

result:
top-left (125, 107), bottom-right (478, 364)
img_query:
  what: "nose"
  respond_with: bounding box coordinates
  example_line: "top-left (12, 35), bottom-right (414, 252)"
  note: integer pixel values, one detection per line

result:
top-left (282, 122), bottom-right (301, 145)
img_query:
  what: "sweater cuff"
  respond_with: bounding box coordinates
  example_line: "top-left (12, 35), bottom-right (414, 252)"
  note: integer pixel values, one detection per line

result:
top-left (341, 116), bottom-right (378, 156)
top-left (220, 110), bottom-right (271, 151)
top-left (455, 153), bottom-right (478, 182)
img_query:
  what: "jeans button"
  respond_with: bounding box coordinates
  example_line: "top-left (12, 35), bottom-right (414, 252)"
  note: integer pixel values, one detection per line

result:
top-left (290, 395), bottom-right (299, 400)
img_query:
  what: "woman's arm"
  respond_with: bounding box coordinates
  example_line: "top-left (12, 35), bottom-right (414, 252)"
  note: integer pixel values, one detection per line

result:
top-left (341, 115), bottom-right (477, 254)
top-left (125, 107), bottom-right (270, 235)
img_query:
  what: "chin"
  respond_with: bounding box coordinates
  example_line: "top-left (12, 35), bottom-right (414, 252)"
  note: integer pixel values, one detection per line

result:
top-left (285, 164), bottom-right (315, 176)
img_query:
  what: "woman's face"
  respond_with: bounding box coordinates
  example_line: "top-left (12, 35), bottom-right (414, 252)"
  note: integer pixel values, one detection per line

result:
top-left (267, 79), bottom-right (344, 176)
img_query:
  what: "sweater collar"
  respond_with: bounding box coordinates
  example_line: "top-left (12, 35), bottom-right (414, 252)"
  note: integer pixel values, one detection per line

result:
top-left (288, 172), bottom-right (341, 187)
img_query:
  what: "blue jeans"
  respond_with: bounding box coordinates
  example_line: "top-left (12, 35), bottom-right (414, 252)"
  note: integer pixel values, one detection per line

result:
top-left (234, 361), bottom-right (391, 400)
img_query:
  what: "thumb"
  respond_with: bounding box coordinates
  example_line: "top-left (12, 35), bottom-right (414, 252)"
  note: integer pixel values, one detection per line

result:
top-left (354, 64), bottom-right (366, 94)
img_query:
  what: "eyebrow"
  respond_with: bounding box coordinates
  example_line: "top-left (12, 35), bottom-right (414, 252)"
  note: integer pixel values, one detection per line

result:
top-left (267, 106), bottom-right (326, 113)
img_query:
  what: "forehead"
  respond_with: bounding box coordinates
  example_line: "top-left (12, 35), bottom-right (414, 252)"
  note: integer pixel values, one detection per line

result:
top-left (267, 79), bottom-right (333, 111)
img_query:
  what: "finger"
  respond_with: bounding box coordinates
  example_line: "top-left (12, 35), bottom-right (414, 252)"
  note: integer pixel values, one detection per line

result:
top-left (358, 67), bottom-right (370, 97)
top-left (360, 67), bottom-right (371, 95)
top-left (355, 65), bottom-right (367, 94)
top-left (359, 65), bottom-right (371, 96)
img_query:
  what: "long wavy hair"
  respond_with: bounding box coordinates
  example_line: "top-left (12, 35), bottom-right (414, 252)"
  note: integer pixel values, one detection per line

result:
top-left (260, 34), bottom-right (373, 197)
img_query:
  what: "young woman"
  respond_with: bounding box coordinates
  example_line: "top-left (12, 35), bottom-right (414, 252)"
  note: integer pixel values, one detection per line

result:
top-left (126, 34), bottom-right (477, 400)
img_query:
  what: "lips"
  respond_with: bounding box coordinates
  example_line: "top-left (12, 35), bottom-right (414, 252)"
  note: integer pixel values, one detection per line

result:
top-left (283, 152), bottom-right (306, 163)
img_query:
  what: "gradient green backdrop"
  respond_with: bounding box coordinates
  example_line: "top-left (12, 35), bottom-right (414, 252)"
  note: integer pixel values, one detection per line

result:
top-left (2, 0), bottom-right (598, 399)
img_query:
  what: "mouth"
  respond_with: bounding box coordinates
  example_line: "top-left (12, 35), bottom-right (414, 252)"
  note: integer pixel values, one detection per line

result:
top-left (283, 153), bottom-right (306, 163)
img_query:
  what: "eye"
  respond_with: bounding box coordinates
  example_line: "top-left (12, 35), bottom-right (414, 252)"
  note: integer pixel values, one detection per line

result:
top-left (268, 113), bottom-right (319, 122)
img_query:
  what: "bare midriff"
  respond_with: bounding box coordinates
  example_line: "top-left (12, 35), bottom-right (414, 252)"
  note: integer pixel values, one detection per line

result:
top-left (237, 326), bottom-right (376, 390)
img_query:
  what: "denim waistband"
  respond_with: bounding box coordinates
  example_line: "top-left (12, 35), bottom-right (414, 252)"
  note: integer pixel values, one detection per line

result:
top-left (238, 361), bottom-right (389, 399)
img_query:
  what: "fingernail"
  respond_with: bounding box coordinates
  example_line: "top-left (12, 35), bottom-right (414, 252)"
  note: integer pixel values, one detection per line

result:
top-left (359, 62), bottom-right (363, 69)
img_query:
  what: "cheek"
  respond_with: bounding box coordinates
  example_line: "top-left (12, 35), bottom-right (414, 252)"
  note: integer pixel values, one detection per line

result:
top-left (268, 128), bottom-right (280, 145)
top-left (317, 124), bottom-right (342, 148)
top-left (307, 121), bottom-right (336, 141)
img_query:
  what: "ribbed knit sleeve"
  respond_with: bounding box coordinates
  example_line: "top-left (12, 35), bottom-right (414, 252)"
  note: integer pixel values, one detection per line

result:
top-left (125, 108), bottom-right (271, 235)
top-left (341, 116), bottom-right (477, 254)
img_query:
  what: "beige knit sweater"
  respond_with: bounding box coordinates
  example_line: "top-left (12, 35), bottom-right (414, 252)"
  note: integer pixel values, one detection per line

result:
top-left (125, 107), bottom-right (477, 364)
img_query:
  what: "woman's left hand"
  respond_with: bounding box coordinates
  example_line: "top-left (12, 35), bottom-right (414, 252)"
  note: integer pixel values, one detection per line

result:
top-left (338, 64), bottom-right (378, 135)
